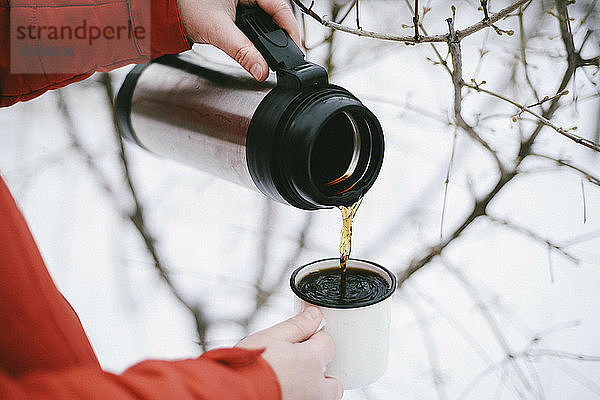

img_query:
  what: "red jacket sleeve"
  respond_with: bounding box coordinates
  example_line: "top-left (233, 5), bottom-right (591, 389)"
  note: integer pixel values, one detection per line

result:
top-left (1, 161), bottom-right (282, 399)
top-left (0, 0), bottom-right (191, 107)
top-left (0, 348), bottom-right (282, 400)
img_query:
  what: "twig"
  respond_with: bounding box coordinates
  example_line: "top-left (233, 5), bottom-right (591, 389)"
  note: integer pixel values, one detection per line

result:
top-left (493, 369), bottom-right (511, 400)
top-left (323, 1), bottom-right (342, 74)
top-left (360, 94), bottom-right (451, 125)
top-left (480, 0), bottom-right (490, 20)
top-left (550, 357), bottom-right (600, 394)
top-left (526, 349), bottom-right (600, 362)
top-left (531, 320), bottom-right (581, 340)
top-left (446, 262), bottom-right (534, 397)
top-left (439, 129), bottom-right (458, 239)
top-left (524, 90), bottom-right (569, 109)
top-left (253, 199), bottom-right (275, 311)
top-left (446, 10), bottom-right (506, 174)
top-left (486, 215), bottom-right (580, 265)
top-left (581, 180), bottom-right (587, 224)
top-left (547, 244), bottom-right (555, 283)
top-left (398, 170), bottom-right (516, 286)
top-left (562, 230), bottom-right (600, 247)
top-left (413, 0), bottom-right (421, 41)
top-left (410, 286), bottom-right (495, 366)
top-left (456, 1), bottom-right (522, 40)
top-left (528, 153), bottom-right (600, 187)
top-left (472, 29), bottom-right (490, 80)
top-left (406, 289), bottom-right (448, 400)
top-left (336, 0), bottom-right (357, 25)
top-left (518, 5), bottom-right (541, 101)
top-left (290, 0), bottom-right (529, 43)
top-left (458, 345), bottom-right (600, 399)
top-left (55, 91), bottom-right (121, 209)
top-left (524, 352), bottom-right (546, 400)
top-left (98, 73), bottom-right (210, 350)
top-left (465, 81), bottom-right (600, 152)
top-left (403, 0), bottom-right (451, 75)
top-left (555, 0), bottom-right (577, 99)
top-left (239, 213), bottom-right (313, 331)
top-left (363, 163), bottom-right (447, 259)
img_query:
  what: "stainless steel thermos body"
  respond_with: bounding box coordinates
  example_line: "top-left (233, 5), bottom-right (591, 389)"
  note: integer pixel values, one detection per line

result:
top-left (117, 57), bottom-right (270, 191)
top-left (116, 54), bottom-right (384, 210)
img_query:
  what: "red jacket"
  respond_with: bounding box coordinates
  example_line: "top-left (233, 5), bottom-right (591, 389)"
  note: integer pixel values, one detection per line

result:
top-left (0, 0), bottom-right (282, 398)
top-left (1, 0), bottom-right (190, 106)
top-left (0, 165), bottom-right (282, 400)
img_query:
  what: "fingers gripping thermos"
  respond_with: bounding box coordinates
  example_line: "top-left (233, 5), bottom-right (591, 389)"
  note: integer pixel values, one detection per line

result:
top-left (115, 5), bottom-right (384, 210)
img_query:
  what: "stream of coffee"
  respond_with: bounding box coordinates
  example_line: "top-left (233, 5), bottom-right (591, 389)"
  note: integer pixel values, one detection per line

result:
top-left (338, 197), bottom-right (362, 278)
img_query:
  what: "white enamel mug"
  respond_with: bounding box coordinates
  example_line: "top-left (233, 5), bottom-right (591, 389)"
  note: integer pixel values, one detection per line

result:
top-left (290, 258), bottom-right (396, 390)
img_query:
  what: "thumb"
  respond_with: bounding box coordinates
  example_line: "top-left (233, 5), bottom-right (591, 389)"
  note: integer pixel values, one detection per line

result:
top-left (211, 20), bottom-right (269, 81)
top-left (264, 307), bottom-right (322, 343)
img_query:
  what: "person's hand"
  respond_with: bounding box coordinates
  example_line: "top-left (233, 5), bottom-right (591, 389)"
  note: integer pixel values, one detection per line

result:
top-left (177, 0), bottom-right (301, 81)
top-left (237, 307), bottom-right (343, 400)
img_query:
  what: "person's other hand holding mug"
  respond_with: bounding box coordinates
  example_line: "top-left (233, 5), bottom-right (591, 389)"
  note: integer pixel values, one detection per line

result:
top-left (237, 307), bottom-right (343, 400)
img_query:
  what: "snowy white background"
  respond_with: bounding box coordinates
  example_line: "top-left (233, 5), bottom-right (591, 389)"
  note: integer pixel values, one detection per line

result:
top-left (1, 0), bottom-right (599, 398)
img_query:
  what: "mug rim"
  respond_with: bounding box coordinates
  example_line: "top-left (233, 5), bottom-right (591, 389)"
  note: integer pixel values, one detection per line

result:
top-left (290, 258), bottom-right (397, 309)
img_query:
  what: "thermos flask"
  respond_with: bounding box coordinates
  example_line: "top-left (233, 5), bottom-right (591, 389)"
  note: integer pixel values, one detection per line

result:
top-left (115, 5), bottom-right (384, 210)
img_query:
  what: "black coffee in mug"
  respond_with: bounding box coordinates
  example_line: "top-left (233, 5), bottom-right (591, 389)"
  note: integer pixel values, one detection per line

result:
top-left (296, 267), bottom-right (390, 308)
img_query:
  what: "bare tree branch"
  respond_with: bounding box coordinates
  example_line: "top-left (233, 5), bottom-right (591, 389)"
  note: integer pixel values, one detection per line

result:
top-left (529, 153), bottom-right (600, 187)
top-left (458, 346), bottom-right (600, 399)
top-left (410, 286), bottom-right (495, 365)
top-left (439, 129), bottom-right (458, 239)
top-left (446, 9), bottom-right (507, 172)
top-left (486, 215), bottom-right (580, 265)
top-left (397, 169), bottom-right (516, 286)
top-left (445, 262), bottom-right (534, 398)
top-left (413, 0), bottom-right (421, 41)
top-left (464, 81), bottom-right (600, 152)
top-left (402, 0), bottom-right (452, 75)
top-left (291, 0), bottom-right (529, 43)
top-left (517, 9), bottom-right (541, 101)
top-left (550, 357), bottom-right (600, 394)
top-left (239, 213), bottom-right (313, 332)
top-left (88, 73), bottom-right (211, 351)
top-left (406, 289), bottom-right (448, 400)
top-left (527, 349), bottom-right (600, 362)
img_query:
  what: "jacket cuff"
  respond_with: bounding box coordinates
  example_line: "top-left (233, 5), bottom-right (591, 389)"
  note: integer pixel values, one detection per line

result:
top-left (129, 0), bottom-right (191, 59)
top-left (201, 348), bottom-right (282, 400)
